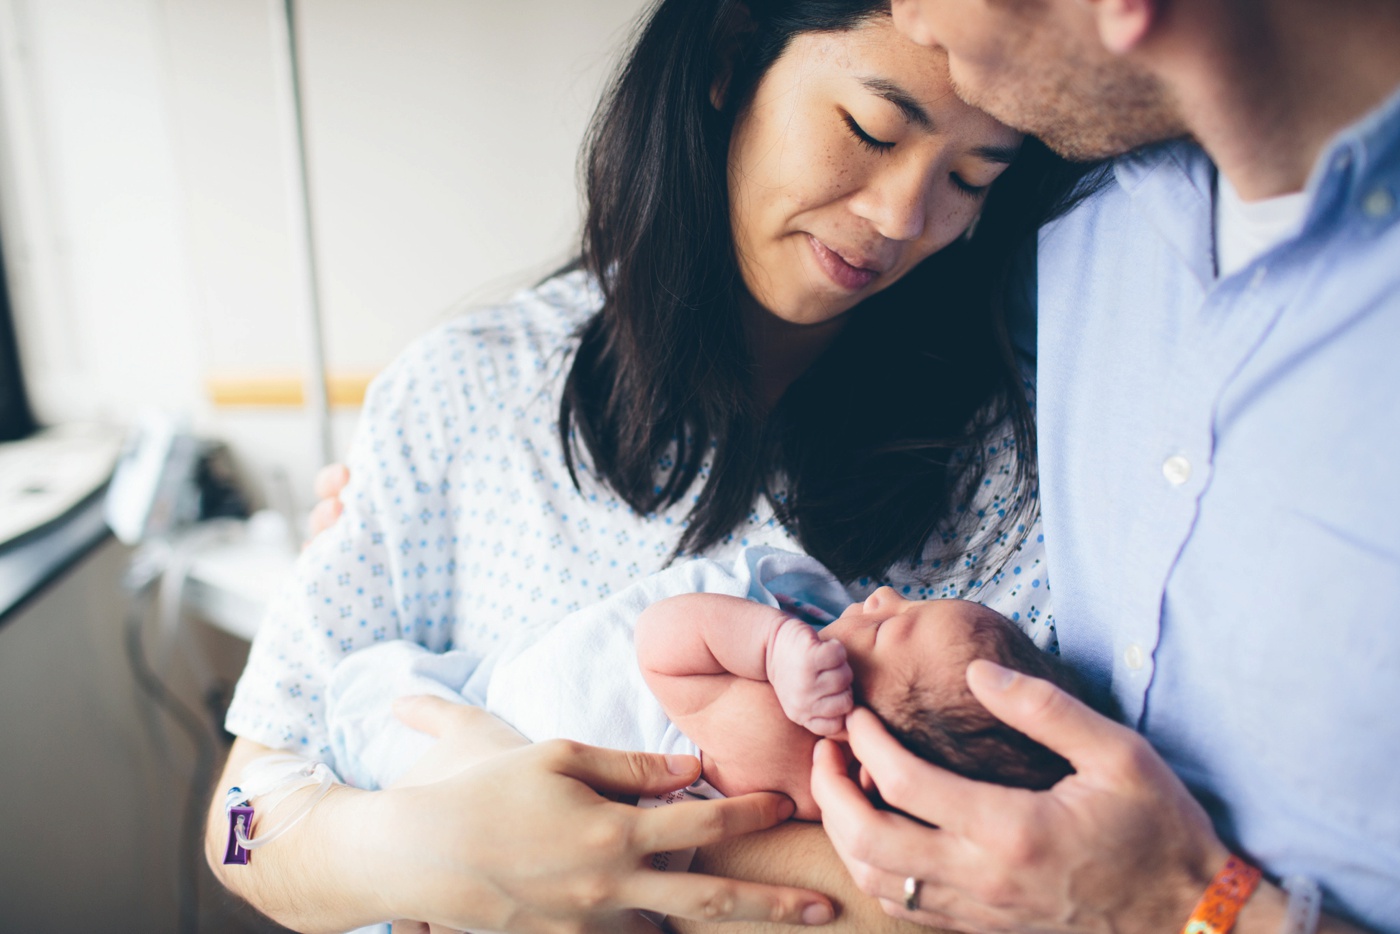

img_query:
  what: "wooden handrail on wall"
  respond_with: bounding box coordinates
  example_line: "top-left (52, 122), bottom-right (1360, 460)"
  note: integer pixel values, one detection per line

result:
top-left (205, 374), bottom-right (376, 408)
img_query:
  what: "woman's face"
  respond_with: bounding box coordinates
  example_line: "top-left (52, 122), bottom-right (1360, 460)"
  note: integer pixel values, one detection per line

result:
top-left (728, 17), bottom-right (1022, 327)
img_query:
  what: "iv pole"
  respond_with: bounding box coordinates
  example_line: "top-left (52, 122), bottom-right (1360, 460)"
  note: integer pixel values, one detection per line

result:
top-left (268, 0), bottom-right (333, 469)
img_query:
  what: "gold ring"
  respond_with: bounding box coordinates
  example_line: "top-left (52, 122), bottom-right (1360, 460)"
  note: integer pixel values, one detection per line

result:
top-left (903, 875), bottom-right (921, 912)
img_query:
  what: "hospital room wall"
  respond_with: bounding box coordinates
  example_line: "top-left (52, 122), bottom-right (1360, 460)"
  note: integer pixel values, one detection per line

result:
top-left (0, 2), bottom-right (647, 930)
top-left (0, 0), bottom-right (647, 516)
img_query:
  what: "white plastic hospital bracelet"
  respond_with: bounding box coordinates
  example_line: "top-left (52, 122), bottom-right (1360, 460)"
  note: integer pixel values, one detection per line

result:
top-left (1278, 876), bottom-right (1322, 934)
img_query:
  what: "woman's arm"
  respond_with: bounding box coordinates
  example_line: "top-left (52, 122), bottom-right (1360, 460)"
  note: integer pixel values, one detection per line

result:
top-left (205, 737), bottom-right (394, 933)
top-left (206, 698), bottom-right (838, 933)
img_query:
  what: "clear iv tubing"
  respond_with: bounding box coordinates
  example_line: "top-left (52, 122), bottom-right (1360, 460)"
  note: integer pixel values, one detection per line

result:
top-left (233, 761), bottom-right (336, 850)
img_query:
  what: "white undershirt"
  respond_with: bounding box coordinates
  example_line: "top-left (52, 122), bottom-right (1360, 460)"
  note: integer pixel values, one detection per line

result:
top-left (1214, 172), bottom-right (1310, 278)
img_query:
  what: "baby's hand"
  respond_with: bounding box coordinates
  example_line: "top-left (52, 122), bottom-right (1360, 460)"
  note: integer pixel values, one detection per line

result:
top-left (766, 618), bottom-right (853, 736)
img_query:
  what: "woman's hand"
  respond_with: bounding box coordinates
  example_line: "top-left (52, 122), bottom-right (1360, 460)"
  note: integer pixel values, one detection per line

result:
top-left (387, 695), bottom-right (531, 787)
top-left (373, 696), bottom-right (838, 933)
top-left (810, 659), bottom-right (1233, 934)
top-left (307, 463), bottom-right (349, 541)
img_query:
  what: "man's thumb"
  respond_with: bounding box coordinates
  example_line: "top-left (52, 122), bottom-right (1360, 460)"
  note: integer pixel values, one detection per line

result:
top-left (965, 659), bottom-right (1127, 770)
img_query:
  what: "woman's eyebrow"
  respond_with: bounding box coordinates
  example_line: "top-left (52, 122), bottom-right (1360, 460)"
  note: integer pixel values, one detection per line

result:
top-left (859, 77), bottom-right (933, 129)
top-left (859, 76), bottom-right (1020, 165)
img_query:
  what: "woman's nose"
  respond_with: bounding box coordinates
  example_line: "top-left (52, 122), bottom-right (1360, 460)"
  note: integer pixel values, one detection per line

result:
top-left (849, 158), bottom-right (933, 242)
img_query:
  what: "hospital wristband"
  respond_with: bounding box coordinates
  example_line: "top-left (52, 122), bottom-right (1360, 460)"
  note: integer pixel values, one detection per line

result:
top-left (1182, 855), bottom-right (1263, 934)
top-left (1278, 877), bottom-right (1322, 934)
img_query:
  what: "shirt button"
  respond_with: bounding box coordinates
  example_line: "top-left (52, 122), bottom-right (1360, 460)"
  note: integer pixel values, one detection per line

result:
top-left (1124, 643), bottom-right (1146, 670)
top-left (1162, 455), bottom-right (1192, 486)
top-left (1363, 187), bottom-right (1395, 218)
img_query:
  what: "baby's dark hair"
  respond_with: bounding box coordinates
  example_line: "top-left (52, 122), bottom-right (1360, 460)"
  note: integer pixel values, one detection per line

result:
top-left (875, 605), bottom-right (1085, 791)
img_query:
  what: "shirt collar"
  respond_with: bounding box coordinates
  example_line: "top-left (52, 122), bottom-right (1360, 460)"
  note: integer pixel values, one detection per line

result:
top-left (1107, 79), bottom-right (1400, 287)
top-left (1113, 140), bottom-right (1217, 289)
top-left (1305, 80), bottom-right (1400, 234)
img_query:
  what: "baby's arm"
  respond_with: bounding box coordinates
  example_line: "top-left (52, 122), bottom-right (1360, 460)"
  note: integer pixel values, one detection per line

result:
top-left (636, 593), bottom-right (853, 820)
top-left (636, 593), bottom-right (853, 736)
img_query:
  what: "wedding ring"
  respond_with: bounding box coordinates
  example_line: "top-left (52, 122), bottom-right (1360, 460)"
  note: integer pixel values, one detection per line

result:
top-left (903, 875), bottom-right (922, 912)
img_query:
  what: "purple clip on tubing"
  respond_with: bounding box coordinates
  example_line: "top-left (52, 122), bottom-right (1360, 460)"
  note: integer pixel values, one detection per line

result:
top-left (224, 806), bottom-right (254, 865)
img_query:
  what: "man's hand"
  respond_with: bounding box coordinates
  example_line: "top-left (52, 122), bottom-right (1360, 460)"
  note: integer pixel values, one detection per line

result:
top-left (767, 618), bottom-right (853, 736)
top-left (811, 659), bottom-right (1231, 934)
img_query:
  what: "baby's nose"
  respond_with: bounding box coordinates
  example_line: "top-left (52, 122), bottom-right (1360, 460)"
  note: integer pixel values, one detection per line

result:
top-left (864, 585), bottom-right (900, 612)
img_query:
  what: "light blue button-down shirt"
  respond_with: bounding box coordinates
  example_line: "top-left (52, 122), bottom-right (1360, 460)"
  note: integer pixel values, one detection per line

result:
top-left (1035, 86), bottom-right (1400, 931)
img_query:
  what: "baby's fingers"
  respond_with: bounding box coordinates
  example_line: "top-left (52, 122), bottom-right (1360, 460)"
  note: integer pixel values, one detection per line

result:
top-left (807, 691), bottom-right (853, 720)
top-left (810, 662), bottom-right (852, 697)
top-left (804, 716), bottom-right (847, 737)
top-left (809, 640), bottom-right (848, 671)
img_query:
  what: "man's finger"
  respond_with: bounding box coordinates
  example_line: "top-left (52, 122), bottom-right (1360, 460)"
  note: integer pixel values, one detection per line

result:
top-left (875, 895), bottom-right (967, 931)
top-left (626, 869), bottom-right (834, 927)
top-left (810, 738), bottom-right (962, 882)
top-left (842, 708), bottom-right (1009, 837)
top-left (965, 659), bottom-right (1136, 773)
top-left (632, 791), bottom-right (798, 854)
top-left (810, 736), bottom-right (868, 822)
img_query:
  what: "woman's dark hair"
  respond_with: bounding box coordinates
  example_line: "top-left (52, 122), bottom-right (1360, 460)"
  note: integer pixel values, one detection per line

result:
top-left (560, 0), bottom-right (1107, 583)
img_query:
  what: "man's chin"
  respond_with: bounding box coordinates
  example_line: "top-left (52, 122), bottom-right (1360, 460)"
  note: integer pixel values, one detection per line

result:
top-left (944, 66), bottom-right (1061, 144)
top-left (1034, 118), bottom-right (1193, 163)
top-left (943, 63), bottom-right (1003, 118)
top-left (946, 61), bottom-right (1187, 162)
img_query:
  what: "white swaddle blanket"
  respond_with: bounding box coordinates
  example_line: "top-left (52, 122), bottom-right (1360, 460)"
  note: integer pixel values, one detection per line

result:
top-left (325, 545), bottom-right (853, 790)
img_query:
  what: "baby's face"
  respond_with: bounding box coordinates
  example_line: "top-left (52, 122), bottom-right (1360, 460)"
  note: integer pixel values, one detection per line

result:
top-left (819, 588), bottom-right (985, 713)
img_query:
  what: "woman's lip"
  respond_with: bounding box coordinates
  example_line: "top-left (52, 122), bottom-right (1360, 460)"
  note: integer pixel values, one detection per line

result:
top-left (807, 235), bottom-right (879, 291)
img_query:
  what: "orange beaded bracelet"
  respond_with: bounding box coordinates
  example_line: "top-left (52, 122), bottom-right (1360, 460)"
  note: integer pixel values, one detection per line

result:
top-left (1182, 855), bottom-right (1263, 934)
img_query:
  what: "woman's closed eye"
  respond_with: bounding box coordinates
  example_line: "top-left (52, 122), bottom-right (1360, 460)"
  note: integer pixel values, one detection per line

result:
top-left (951, 174), bottom-right (990, 198)
top-left (843, 113), bottom-right (894, 154)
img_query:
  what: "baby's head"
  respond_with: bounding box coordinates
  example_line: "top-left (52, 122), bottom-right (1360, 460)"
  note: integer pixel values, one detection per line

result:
top-left (820, 588), bottom-right (1082, 790)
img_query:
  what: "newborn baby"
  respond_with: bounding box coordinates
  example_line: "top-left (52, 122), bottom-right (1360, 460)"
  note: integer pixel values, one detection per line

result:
top-left (325, 546), bottom-right (1078, 821)
top-left (637, 586), bottom-right (1077, 819)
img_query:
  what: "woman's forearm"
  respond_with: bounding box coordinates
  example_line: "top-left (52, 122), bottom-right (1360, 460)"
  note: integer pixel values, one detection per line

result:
top-left (204, 737), bottom-right (396, 933)
top-left (209, 702), bottom-right (837, 933)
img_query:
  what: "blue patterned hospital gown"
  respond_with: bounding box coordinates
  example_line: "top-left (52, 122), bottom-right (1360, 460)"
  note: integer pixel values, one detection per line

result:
top-left (225, 270), bottom-right (1054, 762)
